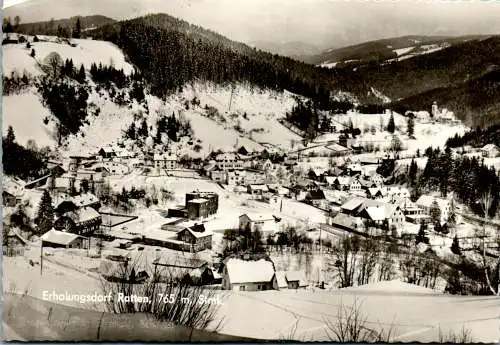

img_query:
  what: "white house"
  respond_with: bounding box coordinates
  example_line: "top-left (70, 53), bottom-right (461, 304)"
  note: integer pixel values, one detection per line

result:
top-left (247, 184), bottom-right (269, 199)
top-left (481, 144), bottom-right (500, 158)
top-left (215, 153), bottom-right (243, 170)
top-left (41, 229), bottom-right (85, 249)
top-left (222, 258), bottom-right (277, 291)
top-left (239, 213), bottom-right (277, 236)
top-left (276, 271), bottom-right (308, 289)
top-left (349, 178), bottom-right (362, 192)
top-left (360, 203), bottom-right (405, 235)
top-left (416, 195), bottom-right (451, 225)
top-left (154, 153), bottom-right (179, 170)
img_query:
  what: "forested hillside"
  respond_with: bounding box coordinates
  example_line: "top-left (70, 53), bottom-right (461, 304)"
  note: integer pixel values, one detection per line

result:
top-left (14, 15), bottom-right (116, 36)
top-left (86, 14), bottom-right (374, 107)
top-left (446, 124), bottom-right (500, 148)
top-left (358, 36), bottom-right (500, 101)
top-left (392, 69), bottom-right (500, 127)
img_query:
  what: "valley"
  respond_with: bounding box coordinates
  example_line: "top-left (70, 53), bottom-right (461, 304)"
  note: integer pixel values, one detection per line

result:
top-left (2, 8), bottom-right (500, 344)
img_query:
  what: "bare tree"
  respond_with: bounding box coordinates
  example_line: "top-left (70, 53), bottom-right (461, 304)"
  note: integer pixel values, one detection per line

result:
top-left (479, 189), bottom-right (499, 296)
top-left (323, 298), bottom-right (395, 342)
top-left (327, 235), bottom-right (359, 288)
top-left (99, 254), bottom-right (224, 331)
top-left (42, 52), bottom-right (63, 79)
top-left (357, 238), bottom-right (380, 286)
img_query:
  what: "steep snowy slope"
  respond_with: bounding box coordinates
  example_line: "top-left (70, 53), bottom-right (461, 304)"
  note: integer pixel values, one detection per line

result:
top-left (2, 91), bottom-right (58, 147)
top-left (3, 37), bottom-right (303, 156)
top-left (3, 36), bottom-right (134, 77)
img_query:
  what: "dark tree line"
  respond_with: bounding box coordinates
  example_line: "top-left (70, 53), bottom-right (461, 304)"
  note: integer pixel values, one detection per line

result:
top-left (446, 125), bottom-right (500, 148)
top-left (2, 126), bottom-right (48, 180)
top-left (356, 104), bottom-right (386, 114)
top-left (2, 16), bottom-right (21, 33)
top-left (154, 113), bottom-right (190, 143)
top-left (37, 78), bottom-right (89, 144)
top-left (285, 100), bottom-right (332, 140)
top-left (90, 63), bottom-right (145, 103)
top-left (419, 146), bottom-right (499, 217)
top-left (61, 59), bottom-right (86, 83)
top-left (3, 72), bottom-right (31, 95)
top-left (86, 14), bottom-right (372, 107)
top-left (90, 62), bottom-right (128, 89)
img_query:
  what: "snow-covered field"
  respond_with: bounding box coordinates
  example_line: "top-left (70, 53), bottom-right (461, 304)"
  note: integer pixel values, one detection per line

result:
top-left (333, 112), bottom-right (468, 153)
top-left (393, 46), bottom-right (415, 56)
top-left (2, 91), bottom-right (57, 147)
top-left (6, 247), bottom-right (497, 342)
top-left (215, 281), bottom-right (499, 342)
top-left (3, 37), bottom-right (134, 77)
top-left (65, 89), bottom-right (139, 156)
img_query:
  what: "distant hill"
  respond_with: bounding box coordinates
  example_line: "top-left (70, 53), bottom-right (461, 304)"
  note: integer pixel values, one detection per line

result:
top-left (353, 36), bottom-right (500, 126)
top-left (249, 40), bottom-right (322, 57)
top-left (16, 15), bottom-right (116, 36)
top-left (306, 35), bottom-right (489, 68)
top-left (392, 69), bottom-right (500, 127)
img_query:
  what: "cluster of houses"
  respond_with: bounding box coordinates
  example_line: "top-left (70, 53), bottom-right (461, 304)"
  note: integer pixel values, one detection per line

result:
top-left (325, 193), bottom-right (453, 238)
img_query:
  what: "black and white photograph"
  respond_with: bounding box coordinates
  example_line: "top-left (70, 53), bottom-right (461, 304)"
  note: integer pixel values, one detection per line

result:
top-left (2, 0), bottom-right (500, 342)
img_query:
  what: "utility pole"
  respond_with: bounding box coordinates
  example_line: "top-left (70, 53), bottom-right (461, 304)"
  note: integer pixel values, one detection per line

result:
top-left (228, 84), bottom-right (235, 112)
top-left (40, 241), bottom-right (44, 276)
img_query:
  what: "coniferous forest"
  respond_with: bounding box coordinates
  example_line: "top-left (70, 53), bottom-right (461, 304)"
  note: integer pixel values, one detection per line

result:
top-left (86, 14), bottom-right (372, 108)
top-left (418, 147), bottom-right (500, 217)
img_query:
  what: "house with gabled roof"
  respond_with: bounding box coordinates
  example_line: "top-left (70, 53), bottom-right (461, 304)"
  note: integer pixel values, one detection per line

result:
top-left (358, 203), bottom-right (405, 232)
top-left (222, 258), bottom-right (277, 291)
top-left (340, 197), bottom-right (405, 232)
top-left (176, 225), bottom-right (212, 252)
top-left (416, 195), bottom-right (451, 225)
top-left (41, 229), bottom-right (85, 249)
top-left (367, 188), bottom-right (384, 200)
top-left (333, 176), bottom-right (351, 191)
top-left (481, 144), bottom-right (500, 158)
top-left (2, 229), bottom-right (28, 256)
top-left (239, 213), bottom-right (278, 236)
top-left (276, 271), bottom-right (308, 289)
top-left (98, 147), bottom-right (116, 159)
top-left (349, 177), bottom-right (362, 192)
top-left (329, 212), bottom-right (364, 232)
top-left (247, 184), bottom-right (270, 200)
top-left (54, 207), bottom-right (102, 235)
top-left (324, 176), bottom-right (336, 187)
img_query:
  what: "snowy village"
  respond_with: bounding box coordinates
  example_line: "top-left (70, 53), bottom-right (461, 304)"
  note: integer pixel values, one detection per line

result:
top-left (2, 4), bottom-right (500, 343)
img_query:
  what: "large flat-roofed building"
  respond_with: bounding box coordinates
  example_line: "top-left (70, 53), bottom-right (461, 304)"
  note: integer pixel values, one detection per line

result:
top-left (185, 192), bottom-right (218, 219)
top-left (186, 198), bottom-right (212, 219)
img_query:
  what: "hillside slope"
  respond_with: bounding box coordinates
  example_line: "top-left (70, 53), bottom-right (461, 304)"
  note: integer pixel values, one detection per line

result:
top-left (3, 36), bottom-right (134, 78)
top-left (306, 35), bottom-right (487, 68)
top-left (3, 35), bottom-right (302, 156)
top-left (2, 91), bottom-right (58, 147)
top-left (86, 13), bottom-right (374, 105)
top-left (392, 69), bottom-right (500, 127)
top-left (16, 15), bottom-right (116, 36)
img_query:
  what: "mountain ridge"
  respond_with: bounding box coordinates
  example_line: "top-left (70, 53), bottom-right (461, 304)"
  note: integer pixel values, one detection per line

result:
top-left (15, 15), bottom-right (116, 36)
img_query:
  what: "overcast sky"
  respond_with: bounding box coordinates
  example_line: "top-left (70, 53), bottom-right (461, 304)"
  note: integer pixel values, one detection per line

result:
top-left (4, 0), bottom-right (500, 48)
